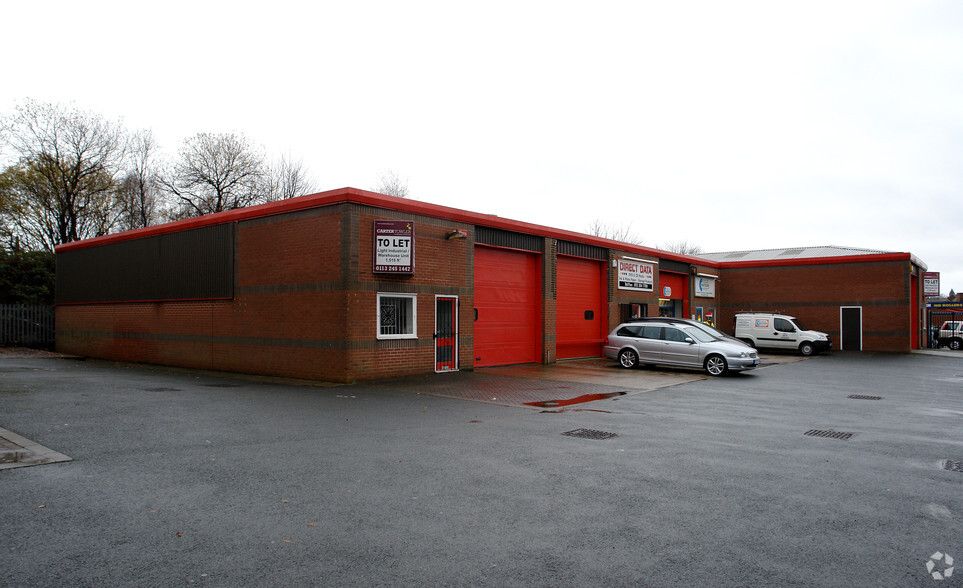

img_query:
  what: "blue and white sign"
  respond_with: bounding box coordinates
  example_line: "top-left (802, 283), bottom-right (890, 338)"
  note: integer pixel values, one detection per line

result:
top-left (695, 276), bottom-right (716, 298)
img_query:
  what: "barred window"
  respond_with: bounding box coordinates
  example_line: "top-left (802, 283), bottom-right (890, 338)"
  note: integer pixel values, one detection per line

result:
top-left (377, 293), bottom-right (417, 339)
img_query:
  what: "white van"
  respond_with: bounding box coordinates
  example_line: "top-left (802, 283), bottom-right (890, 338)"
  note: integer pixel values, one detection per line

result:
top-left (734, 313), bottom-right (832, 356)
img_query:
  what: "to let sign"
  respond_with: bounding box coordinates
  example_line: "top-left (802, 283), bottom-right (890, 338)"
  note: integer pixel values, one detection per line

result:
top-left (374, 220), bottom-right (414, 273)
top-left (923, 272), bottom-right (940, 297)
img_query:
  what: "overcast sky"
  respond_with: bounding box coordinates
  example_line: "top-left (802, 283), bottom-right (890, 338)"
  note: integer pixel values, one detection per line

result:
top-left (3, 1), bottom-right (962, 294)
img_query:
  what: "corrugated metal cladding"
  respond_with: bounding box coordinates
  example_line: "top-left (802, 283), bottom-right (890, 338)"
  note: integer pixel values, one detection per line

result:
top-left (558, 240), bottom-right (606, 260)
top-left (57, 224), bottom-right (234, 304)
top-left (659, 258), bottom-right (691, 274)
top-left (475, 226), bottom-right (542, 252)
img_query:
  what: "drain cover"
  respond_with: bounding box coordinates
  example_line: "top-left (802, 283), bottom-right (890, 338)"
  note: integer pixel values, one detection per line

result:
top-left (942, 460), bottom-right (963, 473)
top-left (562, 428), bottom-right (618, 440)
top-left (804, 429), bottom-right (854, 440)
top-left (848, 394), bottom-right (882, 400)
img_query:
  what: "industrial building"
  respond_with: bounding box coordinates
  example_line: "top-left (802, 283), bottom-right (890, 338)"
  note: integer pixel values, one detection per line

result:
top-left (55, 188), bottom-right (929, 382)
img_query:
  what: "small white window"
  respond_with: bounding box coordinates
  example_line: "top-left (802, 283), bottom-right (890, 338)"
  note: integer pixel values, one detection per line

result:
top-left (377, 293), bottom-right (417, 339)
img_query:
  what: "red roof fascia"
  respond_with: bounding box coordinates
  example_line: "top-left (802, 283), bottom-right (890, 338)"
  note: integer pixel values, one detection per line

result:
top-left (54, 187), bottom-right (710, 266)
top-left (55, 187), bottom-right (364, 252)
top-left (718, 252), bottom-right (913, 269)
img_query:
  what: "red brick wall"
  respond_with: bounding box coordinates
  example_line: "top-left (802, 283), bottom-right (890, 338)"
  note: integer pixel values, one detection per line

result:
top-left (57, 205), bottom-right (478, 383)
top-left (691, 265), bottom-right (720, 325)
top-left (543, 239), bottom-right (557, 363)
top-left (718, 260), bottom-right (912, 352)
top-left (351, 212), bottom-right (473, 380)
top-left (607, 251), bottom-right (662, 329)
top-left (237, 213), bottom-right (342, 287)
top-left (57, 301), bottom-right (223, 370)
top-left (58, 209), bottom-right (351, 381)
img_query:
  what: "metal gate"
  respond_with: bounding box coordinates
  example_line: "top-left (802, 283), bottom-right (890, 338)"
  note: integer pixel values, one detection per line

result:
top-left (435, 296), bottom-right (458, 372)
top-left (927, 308), bottom-right (963, 349)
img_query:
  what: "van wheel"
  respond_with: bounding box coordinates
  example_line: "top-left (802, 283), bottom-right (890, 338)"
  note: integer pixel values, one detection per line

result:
top-left (799, 342), bottom-right (815, 356)
top-left (704, 355), bottom-right (728, 376)
top-left (738, 338), bottom-right (754, 347)
top-left (950, 338), bottom-right (962, 351)
top-left (618, 349), bottom-right (639, 368)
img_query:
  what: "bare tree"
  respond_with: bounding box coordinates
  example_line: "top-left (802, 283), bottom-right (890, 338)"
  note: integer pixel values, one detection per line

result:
top-left (163, 132), bottom-right (266, 218)
top-left (0, 99), bottom-right (126, 250)
top-left (661, 239), bottom-right (704, 255)
top-left (374, 169), bottom-right (409, 198)
top-left (0, 176), bottom-right (18, 251)
top-left (264, 154), bottom-right (316, 201)
top-left (116, 130), bottom-right (166, 230)
top-left (587, 219), bottom-right (645, 245)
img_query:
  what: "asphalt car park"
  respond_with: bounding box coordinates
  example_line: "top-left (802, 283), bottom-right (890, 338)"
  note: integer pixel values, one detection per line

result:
top-left (1, 350), bottom-right (961, 586)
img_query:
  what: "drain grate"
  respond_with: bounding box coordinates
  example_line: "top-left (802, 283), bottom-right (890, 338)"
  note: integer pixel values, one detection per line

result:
top-left (847, 394), bottom-right (882, 400)
top-left (562, 428), bottom-right (618, 440)
top-left (942, 460), bottom-right (963, 473)
top-left (804, 429), bottom-right (854, 440)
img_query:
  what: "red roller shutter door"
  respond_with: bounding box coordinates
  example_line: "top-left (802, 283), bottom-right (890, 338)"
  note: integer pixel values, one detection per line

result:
top-left (557, 256), bottom-right (605, 359)
top-left (474, 246), bottom-right (541, 367)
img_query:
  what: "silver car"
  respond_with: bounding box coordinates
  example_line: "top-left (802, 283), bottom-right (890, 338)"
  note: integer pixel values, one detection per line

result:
top-left (629, 317), bottom-right (750, 347)
top-left (603, 321), bottom-right (759, 376)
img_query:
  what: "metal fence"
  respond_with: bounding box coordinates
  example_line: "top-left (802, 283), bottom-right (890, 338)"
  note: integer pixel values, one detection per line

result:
top-left (927, 309), bottom-right (963, 349)
top-left (0, 304), bottom-right (55, 348)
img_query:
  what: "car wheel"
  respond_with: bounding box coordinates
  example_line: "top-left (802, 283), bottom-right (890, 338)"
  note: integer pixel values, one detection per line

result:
top-left (618, 349), bottom-right (639, 369)
top-left (704, 355), bottom-right (728, 376)
top-left (799, 342), bottom-right (815, 356)
top-left (951, 338), bottom-right (962, 351)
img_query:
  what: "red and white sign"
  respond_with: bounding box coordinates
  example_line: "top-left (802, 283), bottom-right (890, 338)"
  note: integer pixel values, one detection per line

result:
top-left (374, 220), bottom-right (414, 273)
top-left (617, 258), bottom-right (654, 292)
top-left (923, 272), bottom-right (940, 297)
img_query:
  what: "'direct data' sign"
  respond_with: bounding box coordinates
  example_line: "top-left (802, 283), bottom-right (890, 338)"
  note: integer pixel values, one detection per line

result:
top-left (617, 258), bottom-right (654, 292)
top-left (374, 220), bottom-right (414, 274)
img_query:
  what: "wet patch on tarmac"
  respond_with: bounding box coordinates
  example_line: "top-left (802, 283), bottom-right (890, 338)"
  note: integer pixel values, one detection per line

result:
top-left (370, 370), bottom-right (634, 408)
top-left (0, 427), bottom-right (72, 470)
top-left (524, 391), bottom-right (627, 408)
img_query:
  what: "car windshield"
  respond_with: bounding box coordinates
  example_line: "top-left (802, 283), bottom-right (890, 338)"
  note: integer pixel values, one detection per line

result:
top-left (791, 319), bottom-right (807, 331)
top-left (691, 322), bottom-right (727, 340)
top-left (682, 327), bottom-right (715, 343)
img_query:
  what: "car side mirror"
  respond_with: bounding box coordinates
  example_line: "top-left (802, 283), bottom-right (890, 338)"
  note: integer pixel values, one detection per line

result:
top-left (685, 337), bottom-right (695, 344)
